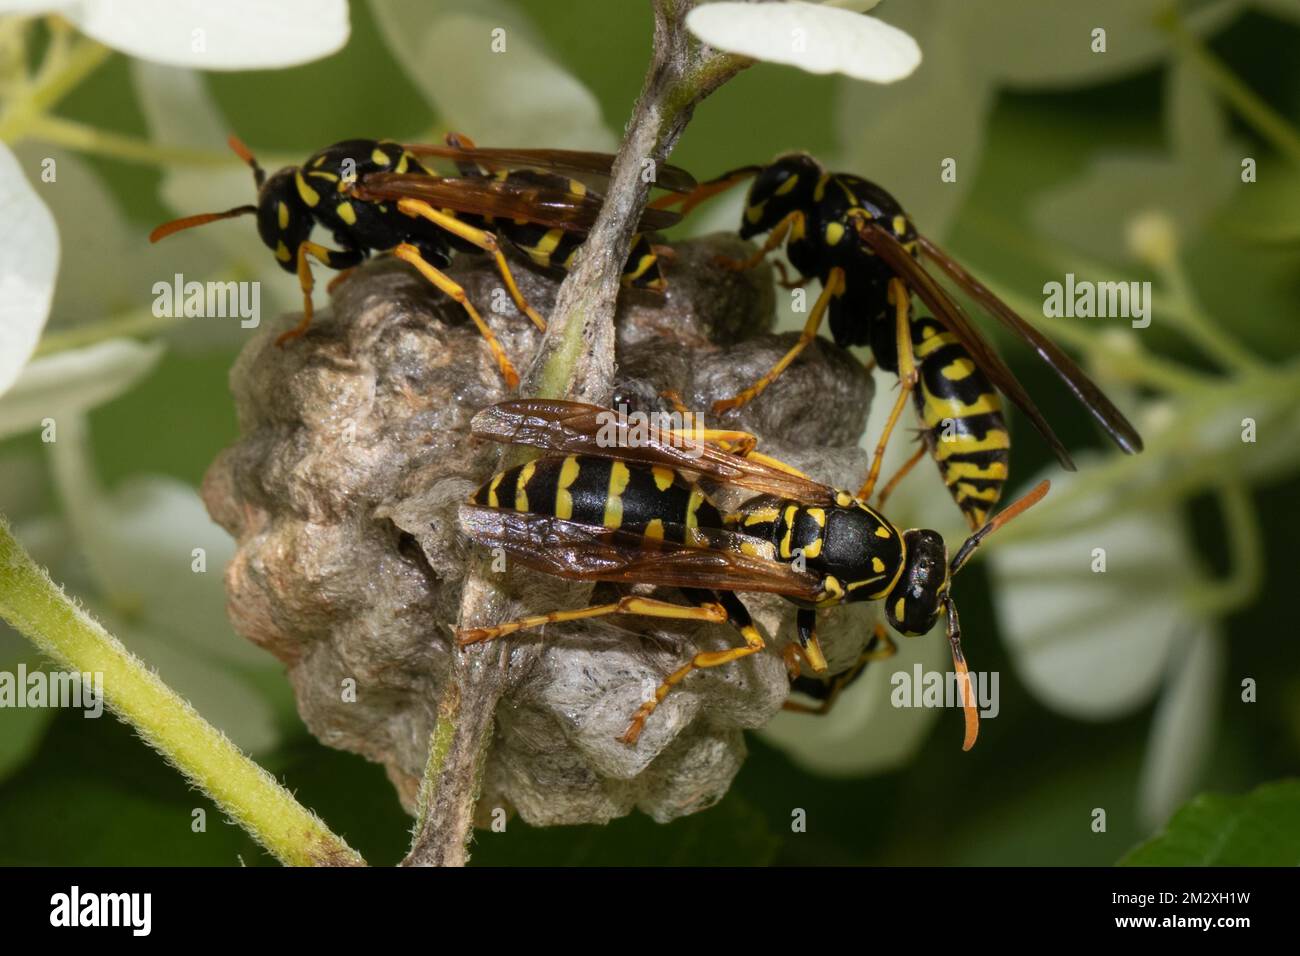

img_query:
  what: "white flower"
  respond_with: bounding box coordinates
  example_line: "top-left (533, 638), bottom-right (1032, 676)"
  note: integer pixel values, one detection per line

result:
top-left (0, 0), bottom-right (350, 70)
top-left (0, 144), bottom-right (57, 400)
top-left (686, 0), bottom-right (921, 83)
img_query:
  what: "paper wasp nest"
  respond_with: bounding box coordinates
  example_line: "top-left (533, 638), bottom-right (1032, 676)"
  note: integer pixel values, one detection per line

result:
top-left (201, 235), bottom-right (875, 826)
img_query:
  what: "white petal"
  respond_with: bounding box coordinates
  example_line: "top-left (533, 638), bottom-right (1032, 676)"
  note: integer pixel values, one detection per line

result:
top-left (69, 0), bottom-right (350, 70)
top-left (1138, 622), bottom-right (1222, 829)
top-left (0, 144), bottom-right (58, 398)
top-left (373, 0), bottom-right (615, 149)
top-left (686, 1), bottom-right (920, 83)
top-left (988, 459), bottom-right (1199, 719)
top-left (762, 623), bottom-right (948, 775)
top-left (0, 339), bottom-right (163, 441)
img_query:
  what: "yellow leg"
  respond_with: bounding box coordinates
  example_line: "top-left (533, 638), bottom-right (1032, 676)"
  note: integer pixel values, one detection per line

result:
top-left (782, 625), bottom-right (896, 715)
top-left (874, 442), bottom-right (927, 511)
top-left (276, 241), bottom-right (339, 347)
top-left (393, 243), bottom-right (521, 390)
top-left (457, 595), bottom-right (726, 644)
top-left (396, 197), bottom-right (548, 331)
top-left (715, 209), bottom-right (803, 273)
top-left (713, 266), bottom-right (845, 415)
top-left (621, 624), bottom-right (766, 745)
top-left (858, 278), bottom-right (918, 501)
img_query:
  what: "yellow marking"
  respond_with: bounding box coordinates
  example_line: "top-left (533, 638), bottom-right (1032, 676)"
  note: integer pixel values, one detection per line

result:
top-left (872, 557), bottom-right (885, 573)
top-left (311, 154), bottom-right (328, 168)
top-left (555, 456), bottom-right (581, 520)
top-left (563, 249), bottom-right (578, 268)
top-left (277, 202), bottom-right (289, 230)
top-left (569, 179), bottom-right (587, 197)
top-left (779, 504), bottom-right (799, 559)
top-left (396, 153), bottom-right (410, 174)
top-left (802, 536), bottom-right (823, 559)
top-left (933, 429), bottom-right (1011, 460)
top-left (744, 199), bottom-right (767, 224)
top-left (604, 461), bottom-right (631, 528)
top-left (623, 252), bottom-right (657, 283)
top-left (336, 202), bottom-right (357, 226)
top-left (894, 597), bottom-right (907, 622)
top-left (309, 170), bottom-right (339, 183)
top-left (294, 170), bottom-right (320, 208)
top-left (813, 173), bottom-right (830, 202)
top-left (487, 471), bottom-right (505, 509)
top-left (807, 508), bottom-right (826, 527)
top-left (514, 461), bottom-right (537, 512)
top-left (835, 491), bottom-right (854, 508)
top-left (645, 518), bottom-right (665, 540)
top-left (652, 466), bottom-right (675, 492)
top-left (816, 576), bottom-right (844, 607)
top-left (743, 507), bottom-right (780, 527)
top-left (275, 240), bottom-right (291, 263)
top-left (526, 228), bottom-right (565, 264)
top-left (941, 357), bottom-right (978, 381)
top-left (775, 173), bottom-right (799, 196)
top-left (371, 147), bottom-right (391, 166)
top-left (955, 482), bottom-right (1001, 503)
top-left (913, 330), bottom-right (961, 359)
top-left (892, 214), bottom-right (908, 236)
top-left (824, 221), bottom-right (845, 245)
top-left (943, 460), bottom-right (1009, 485)
top-left (685, 490), bottom-right (705, 531)
top-left (922, 392), bottom-right (1002, 429)
top-left (875, 526), bottom-right (892, 539)
top-left (847, 575), bottom-right (884, 592)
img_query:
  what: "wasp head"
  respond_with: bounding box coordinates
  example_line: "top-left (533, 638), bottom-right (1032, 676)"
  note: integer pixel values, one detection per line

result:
top-left (885, 528), bottom-right (950, 636)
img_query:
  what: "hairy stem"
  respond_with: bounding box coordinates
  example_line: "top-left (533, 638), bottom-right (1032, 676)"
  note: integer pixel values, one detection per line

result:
top-left (0, 518), bottom-right (365, 867)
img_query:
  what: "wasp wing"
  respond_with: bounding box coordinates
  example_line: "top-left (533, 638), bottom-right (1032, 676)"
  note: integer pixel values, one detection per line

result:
top-left (917, 235), bottom-right (1144, 454)
top-left (460, 505), bottom-right (825, 599)
top-left (355, 172), bottom-right (683, 233)
top-left (471, 399), bottom-right (839, 505)
top-left (402, 144), bottom-right (697, 194)
top-left (854, 219), bottom-right (1077, 471)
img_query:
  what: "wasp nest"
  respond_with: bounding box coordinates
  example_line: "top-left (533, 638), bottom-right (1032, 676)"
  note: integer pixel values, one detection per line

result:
top-left (201, 235), bottom-right (875, 826)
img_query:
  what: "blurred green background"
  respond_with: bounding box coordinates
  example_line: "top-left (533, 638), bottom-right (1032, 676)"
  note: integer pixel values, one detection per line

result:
top-left (1, 0), bottom-right (1298, 865)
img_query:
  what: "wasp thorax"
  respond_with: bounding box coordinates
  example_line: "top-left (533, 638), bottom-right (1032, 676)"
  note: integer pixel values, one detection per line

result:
top-left (886, 529), bottom-right (949, 636)
top-left (741, 153), bottom-right (822, 238)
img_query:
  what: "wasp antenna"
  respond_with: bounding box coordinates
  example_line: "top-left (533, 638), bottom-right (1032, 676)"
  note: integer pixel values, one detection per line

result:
top-left (149, 205), bottom-right (258, 243)
top-left (950, 479), bottom-right (1050, 576)
top-left (227, 135), bottom-right (266, 188)
top-left (945, 597), bottom-right (979, 751)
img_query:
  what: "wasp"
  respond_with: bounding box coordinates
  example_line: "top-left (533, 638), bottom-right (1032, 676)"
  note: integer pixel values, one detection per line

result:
top-left (653, 153), bottom-right (1142, 530)
top-left (457, 399), bottom-right (1049, 747)
top-left (150, 135), bottom-right (694, 388)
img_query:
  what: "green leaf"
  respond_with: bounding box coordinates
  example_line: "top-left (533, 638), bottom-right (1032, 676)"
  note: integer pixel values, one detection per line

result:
top-left (1121, 779), bottom-right (1300, 865)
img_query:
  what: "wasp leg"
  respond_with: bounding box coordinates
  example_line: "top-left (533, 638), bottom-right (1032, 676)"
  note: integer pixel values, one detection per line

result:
top-left (395, 197), bottom-right (547, 332)
top-left (456, 594), bottom-right (727, 644)
top-left (392, 242), bottom-right (522, 389)
top-left (276, 241), bottom-right (365, 348)
top-left (649, 165), bottom-right (761, 216)
top-left (874, 441), bottom-right (928, 511)
top-left (713, 265), bottom-right (846, 415)
top-left (326, 267), bottom-right (358, 294)
top-left (714, 209), bottom-right (803, 273)
top-left (772, 260), bottom-right (811, 290)
top-left (783, 624), bottom-right (897, 715)
top-left (858, 278), bottom-right (918, 501)
top-left (621, 589), bottom-right (768, 745)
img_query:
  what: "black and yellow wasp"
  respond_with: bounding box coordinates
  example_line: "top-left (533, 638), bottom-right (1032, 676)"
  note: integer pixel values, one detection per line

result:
top-left (457, 399), bottom-right (1049, 748)
top-left (654, 153), bottom-right (1143, 529)
top-left (150, 135), bottom-right (694, 388)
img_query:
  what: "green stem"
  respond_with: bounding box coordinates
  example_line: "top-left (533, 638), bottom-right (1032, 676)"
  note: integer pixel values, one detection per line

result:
top-left (0, 36), bottom-right (110, 143)
top-left (0, 518), bottom-right (366, 867)
top-left (26, 114), bottom-right (232, 167)
top-left (34, 309), bottom-right (183, 357)
top-left (1160, 8), bottom-right (1300, 165)
top-left (1183, 481), bottom-right (1263, 616)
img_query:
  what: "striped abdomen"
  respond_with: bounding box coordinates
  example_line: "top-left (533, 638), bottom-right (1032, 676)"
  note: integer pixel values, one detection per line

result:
top-left (910, 316), bottom-right (1010, 529)
top-left (471, 455), bottom-right (719, 541)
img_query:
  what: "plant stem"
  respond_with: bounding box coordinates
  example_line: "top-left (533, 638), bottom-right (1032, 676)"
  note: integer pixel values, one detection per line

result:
top-left (0, 35), bottom-right (110, 143)
top-left (1160, 8), bottom-right (1300, 165)
top-left (26, 114), bottom-right (231, 167)
top-left (0, 518), bottom-right (365, 867)
top-left (1184, 480), bottom-right (1263, 616)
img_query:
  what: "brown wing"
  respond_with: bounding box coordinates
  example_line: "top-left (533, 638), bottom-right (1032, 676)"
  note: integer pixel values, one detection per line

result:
top-left (402, 144), bottom-right (697, 193)
top-left (355, 172), bottom-right (683, 233)
top-left (853, 219), bottom-right (1077, 471)
top-left (471, 399), bottom-right (839, 505)
top-left (460, 506), bottom-right (826, 600)
top-left (917, 236), bottom-right (1144, 455)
